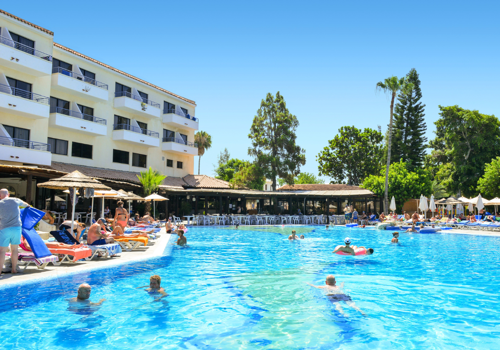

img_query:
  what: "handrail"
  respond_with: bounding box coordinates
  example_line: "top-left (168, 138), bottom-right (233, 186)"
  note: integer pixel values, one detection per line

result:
top-left (113, 124), bottom-right (159, 138)
top-left (0, 83), bottom-right (49, 105)
top-left (52, 67), bottom-right (108, 90)
top-left (0, 35), bottom-right (52, 61)
top-left (51, 107), bottom-right (107, 125)
top-left (0, 135), bottom-right (51, 152)
top-left (114, 91), bottom-right (160, 108)
top-left (162, 137), bottom-right (197, 147)
top-left (163, 107), bottom-right (198, 122)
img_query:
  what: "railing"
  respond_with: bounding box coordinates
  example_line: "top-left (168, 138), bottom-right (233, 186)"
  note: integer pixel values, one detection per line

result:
top-left (163, 107), bottom-right (198, 122)
top-left (0, 83), bottom-right (49, 105)
top-left (113, 124), bottom-right (159, 138)
top-left (0, 35), bottom-right (52, 61)
top-left (51, 107), bottom-right (107, 125)
top-left (52, 67), bottom-right (108, 90)
top-left (0, 135), bottom-right (51, 152)
top-left (162, 137), bottom-right (197, 147)
top-left (114, 91), bottom-right (160, 109)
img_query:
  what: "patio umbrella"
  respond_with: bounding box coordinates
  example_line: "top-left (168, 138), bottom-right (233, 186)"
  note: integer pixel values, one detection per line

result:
top-left (38, 170), bottom-right (110, 234)
top-left (419, 196), bottom-right (428, 217)
top-left (485, 197), bottom-right (500, 214)
top-left (476, 194), bottom-right (484, 214)
top-left (144, 193), bottom-right (168, 219)
top-left (389, 196), bottom-right (396, 212)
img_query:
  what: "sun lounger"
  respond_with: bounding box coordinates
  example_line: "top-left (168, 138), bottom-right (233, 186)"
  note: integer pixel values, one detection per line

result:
top-left (6, 251), bottom-right (58, 269)
top-left (20, 236), bottom-right (92, 265)
top-left (114, 235), bottom-right (148, 251)
top-left (50, 230), bottom-right (121, 260)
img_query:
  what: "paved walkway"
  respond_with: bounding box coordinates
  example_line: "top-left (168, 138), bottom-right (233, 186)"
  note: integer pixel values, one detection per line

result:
top-left (0, 229), bottom-right (172, 288)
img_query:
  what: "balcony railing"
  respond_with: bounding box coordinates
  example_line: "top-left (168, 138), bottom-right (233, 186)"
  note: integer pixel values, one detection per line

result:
top-left (162, 137), bottom-right (197, 147)
top-left (52, 67), bottom-right (109, 90)
top-left (163, 107), bottom-right (198, 122)
top-left (51, 107), bottom-right (107, 125)
top-left (114, 91), bottom-right (160, 108)
top-left (0, 35), bottom-right (52, 61)
top-left (113, 124), bottom-right (159, 138)
top-left (0, 135), bottom-right (51, 152)
top-left (0, 83), bottom-right (49, 105)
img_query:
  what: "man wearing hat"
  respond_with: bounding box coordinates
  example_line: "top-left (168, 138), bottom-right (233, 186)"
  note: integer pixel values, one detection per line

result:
top-left (333, 237), bottom-right (356, 256)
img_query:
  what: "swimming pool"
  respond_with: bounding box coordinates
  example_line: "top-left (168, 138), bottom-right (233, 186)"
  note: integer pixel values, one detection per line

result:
top-left (1, 226), bottom-right (499, 349)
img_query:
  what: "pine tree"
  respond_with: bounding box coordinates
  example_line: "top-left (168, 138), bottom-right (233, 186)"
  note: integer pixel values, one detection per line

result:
top-left (390, 68), bottom-right (427, 171)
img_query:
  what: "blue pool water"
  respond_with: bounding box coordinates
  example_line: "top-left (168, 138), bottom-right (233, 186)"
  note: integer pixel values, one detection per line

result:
top-left (1, 226), bottom-right (500, 349)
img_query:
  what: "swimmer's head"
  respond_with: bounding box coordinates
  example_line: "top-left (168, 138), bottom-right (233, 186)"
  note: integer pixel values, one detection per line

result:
top-left (300, 235), bottom-right (304, 239)
top-left (325, 225), bottom-right (329, 229)
top-left (77, 283), bottom-right (91, 300)
top-left (344, 237), bottom-right (351, 245)
top-left (362, 225), bottom-right (366, 228)
top-left (292, 230), bottom-right (296, 234)
top-left (392, 232), bottom-right (399, 237)
top-left (177, 229), bottom-right (184, 236)
top-left (325, 275), bottom-right (336, 286)
top-left (366, 248), bottom-right (374, 255)
top-left (150, 275), bottom-right (161, 289)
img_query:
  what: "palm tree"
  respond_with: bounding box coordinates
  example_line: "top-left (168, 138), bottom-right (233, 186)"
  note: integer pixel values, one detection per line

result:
top-left (431, 180), bottom-right (448, 199)
top-left (136, 167), bottom-right (166, 214)
top-left (194, 131), bottom-right (212, 175)
top-left (376, 76), bottom-right (414, 214)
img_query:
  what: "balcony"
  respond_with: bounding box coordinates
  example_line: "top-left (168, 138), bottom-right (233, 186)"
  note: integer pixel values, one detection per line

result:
top-left (114, 91), bottom-right (160, 119)
top-left (162, 109), bottom-right (199, 130)
top-left (0, 136), bottom-right (51, 166)
top-left (112, 124), bottom-right (159, 147)
top-left (0, 35), bottom-right (52, 76)
top-left (51, 67), bottom-right (109, 101)
top-left (49, 107), bottom-right (107, 136)
top-left (162, 137), bottom-right (198, 156)
top-left (0, 83), bottom-right (50, 119)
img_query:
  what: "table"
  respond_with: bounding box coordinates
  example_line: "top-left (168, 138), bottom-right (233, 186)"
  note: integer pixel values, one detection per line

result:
top-left (184, 215), bottom-right (194, 225)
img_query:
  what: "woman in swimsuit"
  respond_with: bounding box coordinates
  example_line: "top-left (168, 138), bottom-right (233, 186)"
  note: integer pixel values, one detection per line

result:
top-left (114, 201), bottom-right (129, 230)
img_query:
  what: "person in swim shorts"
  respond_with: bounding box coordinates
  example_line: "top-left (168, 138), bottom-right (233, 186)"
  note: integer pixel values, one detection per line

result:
top-left (352, 208), bottom-right (358, 223)
top-left (391, 232), bottom-right (399, 243)
top-left (333, 237), bottom-right (356, 255)
top-left (137, 275), bottom-right (168, 300)
top-left (308, 275), bottom-right (365, 316)
top-left (289, 230), bottom-right (298, 240)
top-left (406, 224), bottom-right (417, 233)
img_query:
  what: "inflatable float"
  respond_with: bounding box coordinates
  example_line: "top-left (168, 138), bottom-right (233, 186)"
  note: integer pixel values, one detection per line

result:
top-left (345, 223), bottom-right (358, 227)
top-left (336, 248), bottom-right (366, 256)
top-left (376, 223), bottom-right (391, 230)
top-left (419, 228), bottom-right (441, 234)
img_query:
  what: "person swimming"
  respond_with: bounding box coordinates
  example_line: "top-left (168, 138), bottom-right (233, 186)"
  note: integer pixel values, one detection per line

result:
top-left (333, 237), bottom-right (356, 255)
top-left (68, 283), bottom-right (105, 316)
top-left (176, 230), bottom-right (187, 246)
top-left (289, 230), bottom-right (298, 240)
top-left (308, 275), bottom-right (365, 316)
top-left (137, 275), bottom-right (168, 301)
top-left (391, 232), bottom-right (399, 243)
top-left (300, 235), bottom-right (305, 239)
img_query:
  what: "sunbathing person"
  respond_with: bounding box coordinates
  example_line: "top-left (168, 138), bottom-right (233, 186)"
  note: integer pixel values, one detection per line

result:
top-left (379, 213), bottom-right (386, 221)
top-left (289, 230), bottom-right (298, 240)
top-left (41, 210), bottom-right (55, 225)
top-left (411, 212), bottom-right (419, 223)
top-left (176, 230), bottom-right (187, 246)
top-left (59, 220), bottom-right (85, 241)
top-left (87, 223), bottom-right (115, 245)
top-left (69, 283), bottom-right (106, 306)
top-left (110, 226), bottom-right (151, 238)
top-left (333, 238), bottom-right (356, 256)
top-left (308, 275), bottom-right (365, 316)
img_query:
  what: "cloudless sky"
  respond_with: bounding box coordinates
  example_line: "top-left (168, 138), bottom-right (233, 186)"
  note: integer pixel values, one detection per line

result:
top-left (4, 1), bottom-right (499, 181)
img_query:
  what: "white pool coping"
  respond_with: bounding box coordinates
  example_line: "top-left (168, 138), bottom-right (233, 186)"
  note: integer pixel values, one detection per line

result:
top-left (0, 229), bottom-right (174, 288)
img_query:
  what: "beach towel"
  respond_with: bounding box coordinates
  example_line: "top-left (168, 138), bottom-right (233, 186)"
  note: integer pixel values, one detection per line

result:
top-left (20, 207), bottom-right (45, 230)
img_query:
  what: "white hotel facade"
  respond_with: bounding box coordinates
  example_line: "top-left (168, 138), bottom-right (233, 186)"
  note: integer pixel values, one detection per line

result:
top-left (0, 9), bottom-right (198, 178)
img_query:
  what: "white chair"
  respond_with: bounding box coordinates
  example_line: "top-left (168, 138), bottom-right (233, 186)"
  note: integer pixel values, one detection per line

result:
top-left (293, 216), bottom-right (300, 224)
top-left (173, 216), bottom-right (182, 225)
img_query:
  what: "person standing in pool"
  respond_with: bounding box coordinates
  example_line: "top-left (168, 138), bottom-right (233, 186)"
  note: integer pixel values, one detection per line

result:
top-left (289, 230), bottom-right (298, 240)
top-left (333, 237), bottom-right (356, 256)
top-left (137, 275), bottom-right (168, 300)
top-left (176, 230), bottom-right (187, 246)
top-left (391, 232), bottom-right (399, 243)
top-left (69, 283), bottom-right (106, 306)
top-left (352, 208), bottom-right (358, 224)
top-left (308, 275), bottom-right (365, 316)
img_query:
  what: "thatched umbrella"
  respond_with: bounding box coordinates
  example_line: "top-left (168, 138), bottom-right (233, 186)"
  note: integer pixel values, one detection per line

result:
top-left (38, 170), bottom-right (110, 233)
top-left (117, 190), bottom-right (145, 214)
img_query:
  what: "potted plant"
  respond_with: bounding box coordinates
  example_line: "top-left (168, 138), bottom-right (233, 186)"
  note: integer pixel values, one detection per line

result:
top-left (141, 102), bottom-right (147, 111)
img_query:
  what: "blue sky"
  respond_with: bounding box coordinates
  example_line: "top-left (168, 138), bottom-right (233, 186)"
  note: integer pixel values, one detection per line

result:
top-left (5, 1), bottom-right (499, 181)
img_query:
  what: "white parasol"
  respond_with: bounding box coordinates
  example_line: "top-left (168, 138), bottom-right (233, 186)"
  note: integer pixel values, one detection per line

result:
top-left (144, 193), bottom-right (169, 219)
top-left (389, 196), bottom-right (396, 212)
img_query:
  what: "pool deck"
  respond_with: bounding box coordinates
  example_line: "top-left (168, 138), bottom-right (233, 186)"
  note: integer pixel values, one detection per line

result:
top-left (0, 229), bottom-right (172, 288)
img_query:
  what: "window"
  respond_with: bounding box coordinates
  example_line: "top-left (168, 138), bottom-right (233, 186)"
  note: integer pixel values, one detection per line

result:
top-left (48, 138), bottom-right (68, 155)
top-left (177, 161), bottom-right (183, 169)
top-left (72, 142), bottom-right (93, 159)
top-left (181, 107), bottom-right (188, 116)
top-left (50, 97), bottom-right (70, 114)
top-left (179, 133), bottom-right (188, 144)
top-left (137, 121), bottom-right (148, 135)
top-left (52, 58), bottom-right (72, 73)
top-left (6, 77), bottom-right (32, 99)
top-left (132, 153), bottom-right (147, 168)
top-left (114, 115), bottom-right (130, 130)
top-left (4, 125), bottom-right (29, 148)
top-left (77, 104), bottom-right (94, 121)
top-left (166, 159), bottom-right (173, 167)
top-left (163, 129), bottom-right (174, 141)
top-left (113, 149), bottom-right (129, 164)
top-left (115, 83), bottom-right (131, 97)
top-left (80, 68), bottom-right (96, 82)
top-left (138, 91), bottom-right (148, 101)
top-left (164, 102), bottom-right (175, 114)
top-left (10, 31), bottom-right (35, 55)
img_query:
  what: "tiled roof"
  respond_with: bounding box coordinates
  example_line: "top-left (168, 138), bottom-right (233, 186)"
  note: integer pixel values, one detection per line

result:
top-left (181, 175), bottom-right (231, 189)
top-left (53, 43), bottom-right (196, 106)
top-left (279, 184), bottom-right (366, 191)
top-left (0, 9), bottom-right (54, 35)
